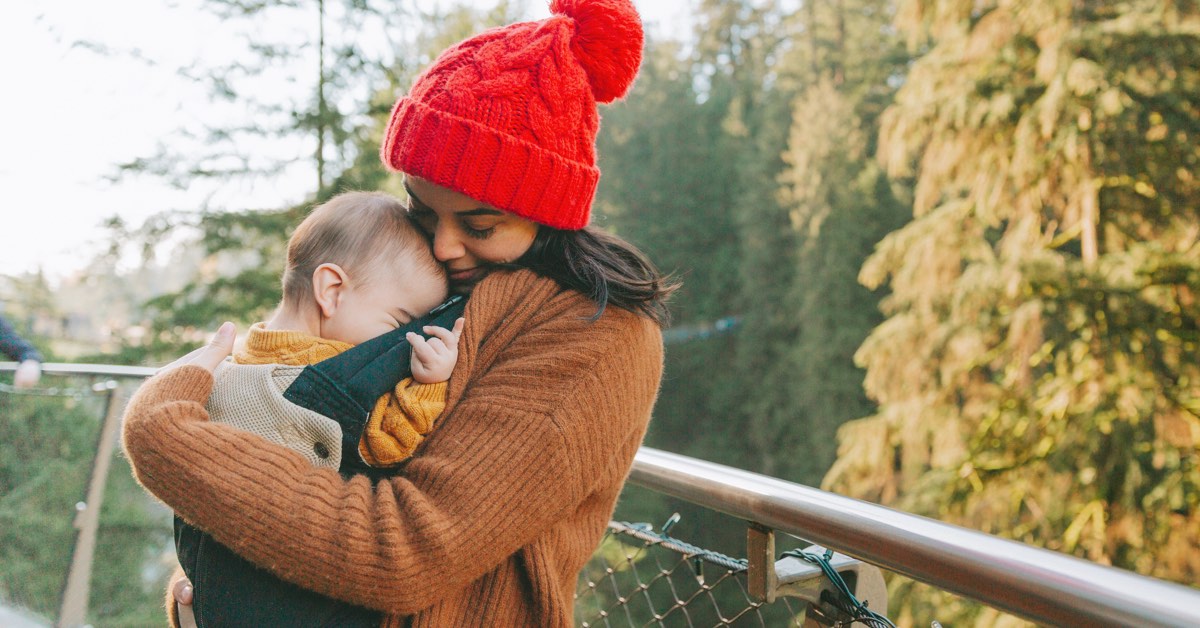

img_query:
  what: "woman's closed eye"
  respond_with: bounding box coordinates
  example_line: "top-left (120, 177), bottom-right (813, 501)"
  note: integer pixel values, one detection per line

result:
top-left (462, 221), bottom-right (496, 239)
top-left (408, 204), bottom-right (493, 239)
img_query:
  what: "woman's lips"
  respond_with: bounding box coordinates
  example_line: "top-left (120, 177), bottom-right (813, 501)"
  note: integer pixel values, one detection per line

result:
top-left (449, 267), bottom-right (480, 282)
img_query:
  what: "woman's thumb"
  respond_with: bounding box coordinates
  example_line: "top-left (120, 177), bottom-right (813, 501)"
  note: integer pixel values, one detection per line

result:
top-left (196, 322), bottom-right (236, 372)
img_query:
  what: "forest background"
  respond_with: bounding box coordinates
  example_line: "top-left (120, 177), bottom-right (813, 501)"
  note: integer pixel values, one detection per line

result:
top-left (2, 0), bottom-right (1197, 626)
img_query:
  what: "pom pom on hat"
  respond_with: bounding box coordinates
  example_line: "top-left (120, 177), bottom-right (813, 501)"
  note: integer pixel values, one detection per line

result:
top-left (550, 0), bottom-right (644, 103)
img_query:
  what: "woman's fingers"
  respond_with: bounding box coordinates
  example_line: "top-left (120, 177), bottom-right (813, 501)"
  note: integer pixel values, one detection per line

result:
top-left (172, 576), bottom-right (194, 605)
top-left (193, 322), bottom-right (237, 372)
top-left (158, 322), bottom-right (236, 374)
top-left (158, 346), bottom-right (208, 373)
top-left (178, 602), bottom-right (198, 628)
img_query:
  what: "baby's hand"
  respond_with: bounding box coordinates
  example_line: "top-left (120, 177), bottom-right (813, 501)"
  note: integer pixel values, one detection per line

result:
top-left (408, 317), bottom-right (465, 384)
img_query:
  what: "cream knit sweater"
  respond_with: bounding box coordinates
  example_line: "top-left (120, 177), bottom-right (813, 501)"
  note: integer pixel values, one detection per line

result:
top-left (123, 270), bottom-right (664, 627)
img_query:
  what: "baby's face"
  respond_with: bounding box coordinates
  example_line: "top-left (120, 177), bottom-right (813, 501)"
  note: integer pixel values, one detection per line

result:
top-left (321, 261), bottom-right (448, 346)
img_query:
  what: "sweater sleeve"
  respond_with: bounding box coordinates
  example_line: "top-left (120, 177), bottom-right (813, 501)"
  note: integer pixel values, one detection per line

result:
top-left (121, 304), bottom-right (663, 616)
top-left (357, 379), bottom-right (447, 467)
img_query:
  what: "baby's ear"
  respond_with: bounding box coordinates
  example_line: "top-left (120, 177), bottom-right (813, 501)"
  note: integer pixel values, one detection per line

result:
top-left (312, 263), bottom-right (349, 318)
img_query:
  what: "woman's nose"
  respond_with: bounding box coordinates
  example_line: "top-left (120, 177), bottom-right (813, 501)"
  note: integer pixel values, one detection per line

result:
top-left (432, 223), bottom-right (465, 262)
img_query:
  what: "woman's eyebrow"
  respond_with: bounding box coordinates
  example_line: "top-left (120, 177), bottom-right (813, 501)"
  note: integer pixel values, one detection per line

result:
top-left (458, 208), bottom-right (504, 217)
top-left (403, 182), bottom-right (502, 217)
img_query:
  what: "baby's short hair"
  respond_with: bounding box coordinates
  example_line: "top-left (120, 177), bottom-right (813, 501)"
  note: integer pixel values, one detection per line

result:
top-left (282, 191), bottom-right (443, 306)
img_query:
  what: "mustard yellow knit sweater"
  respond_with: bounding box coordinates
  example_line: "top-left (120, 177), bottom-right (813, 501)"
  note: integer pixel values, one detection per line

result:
top-left (123, 270), bottom-right (664, 626)
top-left (236, 322), bottom-right (447, 466)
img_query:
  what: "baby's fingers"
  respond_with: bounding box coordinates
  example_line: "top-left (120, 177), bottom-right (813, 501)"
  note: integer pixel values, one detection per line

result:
top-left (407, 332), bottom-right (435, 363)
top-left (423, 319), bottom-right (463, 348)
top-left (424, 337), bottom-right (449, 355)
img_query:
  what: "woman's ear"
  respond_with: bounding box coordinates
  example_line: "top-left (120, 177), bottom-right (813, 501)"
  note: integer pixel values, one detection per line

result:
top-left (312, 263), bottom-right (349, 319)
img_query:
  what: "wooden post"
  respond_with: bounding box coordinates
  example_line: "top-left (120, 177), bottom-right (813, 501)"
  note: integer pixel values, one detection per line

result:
top-left (57, 382), bottom-right (124, 628)
top-left (746, 523), bottom-right (777, 603)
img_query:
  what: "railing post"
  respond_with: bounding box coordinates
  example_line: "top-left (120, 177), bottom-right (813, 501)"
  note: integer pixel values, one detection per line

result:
top-left (746, 523), bottom-right (777, 603)
top-left (747, 521), bottom-right (889, 623)
top-left (773, 545), bottom-right (889, 624)
top-left (57, 381), bottom-right (125, 628)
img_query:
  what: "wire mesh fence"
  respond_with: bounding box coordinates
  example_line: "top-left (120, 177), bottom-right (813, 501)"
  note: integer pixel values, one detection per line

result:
top-left (576, 521), bottom-right (804, 627)
top-left (0, 376), bottom-right (175, 627)
top-left (5, 374), bottom-right (812, 628)
top-left (4, 369), bottom-right (833, 628)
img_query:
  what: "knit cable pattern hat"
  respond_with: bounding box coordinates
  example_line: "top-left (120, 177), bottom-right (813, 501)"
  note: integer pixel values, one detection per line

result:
top-left (380, 0), bottom-right (644, 230)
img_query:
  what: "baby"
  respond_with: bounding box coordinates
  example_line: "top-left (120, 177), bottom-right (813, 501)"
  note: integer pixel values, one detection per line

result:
top-left (212, 190), bottom-right (462, 469)
top-left (175, 190), bottom-right (463, 627)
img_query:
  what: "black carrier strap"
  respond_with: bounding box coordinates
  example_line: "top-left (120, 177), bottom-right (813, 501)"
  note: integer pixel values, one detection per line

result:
top-left (282, 295), bottom-right (467, 474)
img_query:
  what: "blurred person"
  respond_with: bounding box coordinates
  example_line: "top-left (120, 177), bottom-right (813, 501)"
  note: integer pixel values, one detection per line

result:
top-left (0, 313), bottom-right (42, 389)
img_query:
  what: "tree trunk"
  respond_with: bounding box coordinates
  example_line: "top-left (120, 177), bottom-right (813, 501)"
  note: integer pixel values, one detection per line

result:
top-left (316, 0), bottom-right (327, 196)
top-left (1080, 137), bottom-right (1098, 267)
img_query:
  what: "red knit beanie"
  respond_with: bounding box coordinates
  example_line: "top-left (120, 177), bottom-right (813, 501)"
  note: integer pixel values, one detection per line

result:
top-left (380, 0), bottom-right (644, 230)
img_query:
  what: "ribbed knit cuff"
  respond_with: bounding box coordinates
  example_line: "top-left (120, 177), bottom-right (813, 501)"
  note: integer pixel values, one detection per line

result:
top-left (145, 365), bottom-right (215, 406)
top-left (381, 97), bottom-right (599, 230)
top-left (405, 380), bottom-right (448, 402)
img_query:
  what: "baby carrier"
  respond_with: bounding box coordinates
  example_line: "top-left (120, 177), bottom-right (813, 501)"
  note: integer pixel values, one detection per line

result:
top-left (174, 296), bottom-right (466, 627)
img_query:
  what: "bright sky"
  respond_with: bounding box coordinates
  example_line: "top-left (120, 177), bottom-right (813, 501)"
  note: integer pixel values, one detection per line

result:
top-left (0, 0), bottom-right (691, 283)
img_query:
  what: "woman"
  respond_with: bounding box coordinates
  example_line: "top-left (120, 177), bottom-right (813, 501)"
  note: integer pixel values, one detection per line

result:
top-left (122, 0), bottom-right (674, 625)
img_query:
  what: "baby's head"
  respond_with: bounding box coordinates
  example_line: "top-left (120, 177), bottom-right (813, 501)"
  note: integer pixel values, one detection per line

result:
top-left (281, 191), bottom-right (447, 345)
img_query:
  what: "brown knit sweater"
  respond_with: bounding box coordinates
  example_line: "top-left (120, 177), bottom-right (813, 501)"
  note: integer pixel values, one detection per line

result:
top-left (122, 270), bottom-right (664, 627)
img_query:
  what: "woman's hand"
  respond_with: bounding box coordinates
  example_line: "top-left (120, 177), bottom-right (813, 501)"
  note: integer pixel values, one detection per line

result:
top-left (171, 574), bottom-right (197, 628)
top-left (129, 323), bottom-right (230, 628)
top-left (160, 322), bottom-right (236, 374)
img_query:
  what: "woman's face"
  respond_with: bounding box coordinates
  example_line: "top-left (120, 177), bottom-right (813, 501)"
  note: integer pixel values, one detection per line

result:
top-left (404, 175), bottom-right (539, 292)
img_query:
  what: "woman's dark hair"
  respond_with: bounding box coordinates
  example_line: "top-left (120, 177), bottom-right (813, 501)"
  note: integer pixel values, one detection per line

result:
top-left (514, 226), bottom-right (678, 327)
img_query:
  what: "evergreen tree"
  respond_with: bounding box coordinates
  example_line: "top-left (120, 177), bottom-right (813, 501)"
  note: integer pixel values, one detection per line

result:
top-left (692, 0), bottom-right (799, 479)
top-left (778, 76), bottom-right (908, 484)
top-left (825, 0), bottom-right (1200, 621)
top-left (596, 36), bottom-right (746, 464)
top-left (96, 2), bottom-right (529, 363)
top-left (768, 0), bottom-right (909, 483)
top-left (597, 0), bottom-right (799, 580)
top-left (114, 0), bottom-right (424, 196)
top-left (598, 2), bottom-right (906, 546)
top-left (597, 1), bottom-right (793, 485)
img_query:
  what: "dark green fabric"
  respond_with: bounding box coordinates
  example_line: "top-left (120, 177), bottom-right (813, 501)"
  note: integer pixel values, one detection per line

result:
top-left (283, 294), bottom-right (467, 474)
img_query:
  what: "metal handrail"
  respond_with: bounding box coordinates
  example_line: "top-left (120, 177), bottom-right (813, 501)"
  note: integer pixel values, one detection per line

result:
top-left (6, 363), bottom-right (1200, 625)
top-left (629, 447), bottom-right (1200, 627)
top-left (0, 361), bottom-right (159, 378)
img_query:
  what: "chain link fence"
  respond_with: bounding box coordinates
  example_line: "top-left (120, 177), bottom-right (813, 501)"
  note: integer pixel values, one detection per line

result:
top-left (6, 368), bottom-right (835, 628)
top-left (0, 376), bottom-right (174, 627)
top-left (5, 373), bottom-right (814, 628)
top-left (576, 521), bottom-right (804, 627)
